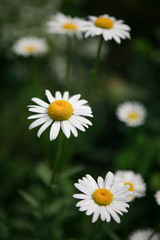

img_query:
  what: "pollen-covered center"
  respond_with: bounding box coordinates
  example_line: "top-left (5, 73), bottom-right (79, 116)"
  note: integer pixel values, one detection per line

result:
top-left (128, 112), bottom-right (139, 121)
top-left (94, 17), bottom-right (114, 29)
top-left (63, 22), bottom-right (78, 30)
top-left (48, 100), bottom-right (73, 121)
top-left (25, 45), bottom-right (37, 53)
top-left (92, 188), bottom-right (113, 206)
top-left (124, 182), bottom-right (135, 191)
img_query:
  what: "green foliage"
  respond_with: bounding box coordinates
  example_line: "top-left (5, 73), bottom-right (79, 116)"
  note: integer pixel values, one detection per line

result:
top-left (0, 0), bottom-right (160, 239)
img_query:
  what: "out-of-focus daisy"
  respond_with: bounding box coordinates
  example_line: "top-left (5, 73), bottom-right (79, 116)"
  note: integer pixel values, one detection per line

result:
top-left (73, 171), bottom-right (132, 223)
top-left (114, 170), bottom-right (146, 199)
top-left (28, 90), bottom-right (93, 140)
top-left (116, 101), bottom-right (147, 127)
top-left (46, 13), bottom-right (87, 39)
top-left (12, 37), bottom-right (48, 57)
top-left (81, 14), bottom-right (131, 43)
top-left (155, 190), bottom-right (160, 206)
top-left (128, 229), bottom-right (160, 240)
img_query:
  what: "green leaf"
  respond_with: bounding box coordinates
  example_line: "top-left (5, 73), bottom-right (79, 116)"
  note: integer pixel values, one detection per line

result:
top-left (35, 162), bottom-right (52, 185)
top-left (19, 190), bottom-right (40, 209)
top-left (59, 165), bottom-right (84, 179)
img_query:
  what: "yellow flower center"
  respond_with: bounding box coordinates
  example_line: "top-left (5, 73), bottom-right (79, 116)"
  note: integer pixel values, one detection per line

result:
top-left (48, 100), bottom-right (73, 121)
top-left (94, 17), bottom-right (114, 29)
top-left (63, 22), bottom-right (78, 30)
top-left (92, 188), bottom-right (113, 206)
top-left (128, 112), bottom-right (139, 121)
top-left (124, 182), bottom-right (135, 191)
top-left (25, 45), bottom-right (37, 53)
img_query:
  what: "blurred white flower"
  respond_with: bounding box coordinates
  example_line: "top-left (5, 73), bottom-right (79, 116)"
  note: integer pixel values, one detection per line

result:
top-left (28, 90), bottom-right (93, 140)
top-left (81, 14), bottom-right (131, 43)
top-left (73, 171), bottom-right (132, 223)
top-left (114, 170), bottom-right (146, 199)
top-left (116, 101), bottom-right (147, 127)
top-left (46, 12), bottom-right (87, 39)
top-left (128, 229), bottom-right (160, 240)
top-left (12, 37), bottom-right (48, 57)
top-left (155, 190), bottom-right (160, 206)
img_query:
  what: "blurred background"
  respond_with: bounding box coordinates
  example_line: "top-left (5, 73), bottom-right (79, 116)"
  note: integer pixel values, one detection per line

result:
top-left (0, 0), bottom-right (160, 239)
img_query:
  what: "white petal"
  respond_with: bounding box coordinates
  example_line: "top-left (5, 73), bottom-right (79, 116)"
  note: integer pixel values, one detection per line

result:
top-left (28, 106), bottom-right (48, 114)
top-left (45, 90), bottom-right (55, 103)
top-left (86, 174), bottom-right (98, 189)
top-left (55, 91), bottom-right (62, 100)
top-left (73, 115), bottom-right (92, 126)
top-left (37, 119), bottom-right (53, 138)
top-left (69, 94), bottom-right (81, 104)
top-left (28, 113), bottom-right (48, 119)
top-left (86, 204), bottom-right (98, 216)
top-left (104, 207), bottom-right (111, 222)
top-left (49, 121), bottom-right (60, 140)
top-left (69, 116), bottom-right (86, 132)
top-left (67, 121), bottom-right (78, 137)
top-left (106, 206), bottom-right (121, 223)
top-left (63, 91), bottom-right (69, 100)
top-left (73, 99), bottom-right (88, 107)
top-left (92, 208), bottom-right (100, 223)
top-left (76, 199), bottom-right (94, 207)
top-left (61, 121), bottom-right (71, 138)
top-left (73, 194), bottom-right (90, 200)
top-left (100, 206), bottom-right (106, 221)
top-left (74, 183), bottom-right (91, 195)
top-left (105, 172), bottom-right (113, 190)
top-left (29, 116), bottom-right (50, 130)
top-left (31, 97), bottom-right (49, 108)
top-left (97, 177), bottom-right (104, 188)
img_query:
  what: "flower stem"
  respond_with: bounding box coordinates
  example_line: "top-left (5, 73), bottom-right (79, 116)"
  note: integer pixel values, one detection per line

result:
top-left (30, 56), bottom-right (38, 91)
top-left (86, 35), bottom-right (103, 99)
top-left (104, 224), bottom-right (122, 240)
top-left (148, 222), bottom-right (160, 240)
top-left (64, 36), bottom-right (72, 91)
top-left (51, 131), bottom-right (63, 184)
top-left (89, 220), bottom-right (100, 240)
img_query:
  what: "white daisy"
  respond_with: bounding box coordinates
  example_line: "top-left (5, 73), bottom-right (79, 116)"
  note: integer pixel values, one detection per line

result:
top-left (12, 37), bottom-right (48, 57)
top-left (129, 229), bottom-right (160, 240)
top-left (73, 171), bottom-right (132, 223)
top-left (81, 14), bottom-right (131, 43)
top-left (28, 90), bottom-right (93, 140)
top-left (155, 190), bottom-right (160, 206)
top-left (46, 12), bottom-right (87, 39)
top-left (116, 101), bottom-right (147, 127)
top-left (114, 170), bottom-right (146, 199)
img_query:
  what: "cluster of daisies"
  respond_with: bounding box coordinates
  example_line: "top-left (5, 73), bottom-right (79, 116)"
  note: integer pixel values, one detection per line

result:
top-left (14, 10), bottom-right (159, 239)
top-left (73, 170), bottom-right (160, 239)
top-left (73, 170), bottom-right (146, 224)
top-left (12, 12), bottom-right (131, 57)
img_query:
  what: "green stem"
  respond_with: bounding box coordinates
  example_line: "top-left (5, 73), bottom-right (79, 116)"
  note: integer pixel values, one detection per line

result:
top-left (106, 228), bottom-right (122, 240)
top-left (148, 223), bottom-right (160, 240)
top-left (64, 36), bottom-right (72, 91)
top-left (51, 132), bottom-right (63, 184)
top-left (89, 220), bottom-right (100, 240)
top-left (86, 35), bottom-right (103, 99)
top-left (103, 224), bottom-right (122, 240)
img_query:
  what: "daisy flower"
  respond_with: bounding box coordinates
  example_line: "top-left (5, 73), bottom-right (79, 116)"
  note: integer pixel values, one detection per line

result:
top-left (155, 190), bottom-right (160, 206)
top-left (46, 12), bottom-right (87, 39)
top-left (28, 90), bottom-right (93, 140)
top-left (116, 101), bottom-right (147, 127)
top-left (12, 37), bottom-right (48, 57)
top-left (128, 229), bottom-right (160, 240)
top-left (73, 171), bottom-right (132, 223)
top-left (114, 170), bottom-right (146, 199)
top-left (81, 14), bottom-right (131, 43)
